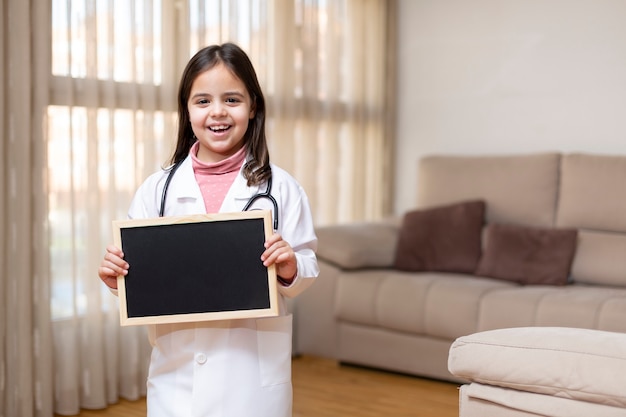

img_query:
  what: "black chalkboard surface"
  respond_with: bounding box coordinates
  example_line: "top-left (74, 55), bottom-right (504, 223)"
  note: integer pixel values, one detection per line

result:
top-left (112, 210), bottom-right (278, 326)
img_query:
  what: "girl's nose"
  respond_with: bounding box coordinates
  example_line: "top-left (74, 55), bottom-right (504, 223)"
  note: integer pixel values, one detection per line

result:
top-left (209, 102), bottom-right (227, 117)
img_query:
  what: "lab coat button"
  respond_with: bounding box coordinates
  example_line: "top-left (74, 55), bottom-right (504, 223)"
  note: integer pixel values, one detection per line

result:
top-left (195, 353), bottom-right (207, 364)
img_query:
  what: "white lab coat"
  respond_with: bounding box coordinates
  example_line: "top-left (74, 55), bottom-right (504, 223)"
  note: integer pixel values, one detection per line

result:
top-left (126, 155), bottom-right (319, 417)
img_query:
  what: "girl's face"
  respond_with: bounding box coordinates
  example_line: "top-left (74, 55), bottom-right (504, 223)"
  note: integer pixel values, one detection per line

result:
top-left (187, 63), bottom-right (255, 163)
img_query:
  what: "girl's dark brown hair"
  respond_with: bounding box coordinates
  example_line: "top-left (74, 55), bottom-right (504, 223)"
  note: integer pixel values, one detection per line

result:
top-left (170, 43), bottom-right (270, 186)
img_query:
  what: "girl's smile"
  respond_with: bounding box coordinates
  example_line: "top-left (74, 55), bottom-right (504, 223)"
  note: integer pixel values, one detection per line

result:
top-left (188, 63), bottom-right (255, 163)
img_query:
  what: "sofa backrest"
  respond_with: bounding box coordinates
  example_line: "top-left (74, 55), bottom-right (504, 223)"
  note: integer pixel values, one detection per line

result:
top-left (556, 153), bottom-right (626, 286)
top-left (416, 153), bottom-right (561, 228)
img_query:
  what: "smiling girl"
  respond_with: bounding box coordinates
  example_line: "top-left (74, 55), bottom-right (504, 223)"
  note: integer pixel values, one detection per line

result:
top-left (98, 43), bottom-right (319, 417)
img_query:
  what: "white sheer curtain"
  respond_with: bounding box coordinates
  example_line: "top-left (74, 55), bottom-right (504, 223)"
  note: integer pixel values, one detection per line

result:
top-left (184, 0), bottom-right (396, 224)
top-left (49, 1), bottom-right (180, 414)
top-left (1, 1), bottom-right (395, 415)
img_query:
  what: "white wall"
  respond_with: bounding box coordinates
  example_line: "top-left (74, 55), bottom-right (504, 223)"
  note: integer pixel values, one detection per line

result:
top-left (395, 0), bottom-right (626, 215)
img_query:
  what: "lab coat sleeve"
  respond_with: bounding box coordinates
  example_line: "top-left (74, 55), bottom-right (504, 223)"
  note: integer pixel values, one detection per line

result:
top-left (274, 174), bottom-right (319, 299)
top-left (278, 248), bottom-right (318, 299)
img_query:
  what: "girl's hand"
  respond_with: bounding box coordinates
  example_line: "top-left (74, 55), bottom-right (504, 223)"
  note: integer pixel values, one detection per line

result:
top-left (261, 233), bottom-right (297, 284)
top-left (98, 245), bottom-right (129, 290)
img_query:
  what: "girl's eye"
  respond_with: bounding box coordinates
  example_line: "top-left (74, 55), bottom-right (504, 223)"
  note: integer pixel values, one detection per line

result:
top-left (198, 99), bottom-right (209, 105)
top-left (226, 97), bottom-right (240, 103)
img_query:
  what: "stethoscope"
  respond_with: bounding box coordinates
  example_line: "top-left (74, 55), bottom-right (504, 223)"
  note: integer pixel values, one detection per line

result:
top-left (159, 159), bottom-right (279, 230)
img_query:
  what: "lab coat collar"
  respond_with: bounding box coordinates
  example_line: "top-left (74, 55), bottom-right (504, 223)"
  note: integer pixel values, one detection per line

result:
top-left (168, 155), bottom-right (264, 201)
top-left (167, 157), bottom-right (202, 200)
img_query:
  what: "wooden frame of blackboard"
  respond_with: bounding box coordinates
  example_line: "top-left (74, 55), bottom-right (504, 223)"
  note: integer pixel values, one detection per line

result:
top-left (112, 210), bottom-right (278, 326)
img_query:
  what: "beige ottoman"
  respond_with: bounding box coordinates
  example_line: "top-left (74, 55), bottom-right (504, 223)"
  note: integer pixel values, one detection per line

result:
top-left (448, 327), bottom-right (626, 417)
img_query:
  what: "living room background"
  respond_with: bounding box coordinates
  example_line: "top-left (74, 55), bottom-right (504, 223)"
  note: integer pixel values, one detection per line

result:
top-left (395, 0), bottom-right (626, 215)
top-left (4, 1), bottom-right (625, 416)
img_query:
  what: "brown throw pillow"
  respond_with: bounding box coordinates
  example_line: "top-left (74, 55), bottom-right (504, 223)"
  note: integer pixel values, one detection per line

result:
top-left (394, 200), bottom-right (486, 273)
top-left (475, 223), bottom-right (578, 285)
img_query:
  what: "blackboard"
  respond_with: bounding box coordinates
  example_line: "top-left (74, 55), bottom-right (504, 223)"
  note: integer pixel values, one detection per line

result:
top-left (112, 210), bottom-right (278, 326)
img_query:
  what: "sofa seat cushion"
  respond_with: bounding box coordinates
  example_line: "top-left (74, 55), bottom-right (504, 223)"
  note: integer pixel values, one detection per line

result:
top-left (476, 284), bottom-right (626, 333)
top-left (334, 271), bottom-right (512, 339)
top-left (448, 327), bottom-right (626, 408)
top-left (335, 273), bottom-right (626, 342)
top-left (459, 383), bottom-right (626, 417)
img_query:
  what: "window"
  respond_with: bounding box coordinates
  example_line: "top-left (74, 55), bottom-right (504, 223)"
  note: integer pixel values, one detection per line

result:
top-left (49, 0), bottom-right (173, 319)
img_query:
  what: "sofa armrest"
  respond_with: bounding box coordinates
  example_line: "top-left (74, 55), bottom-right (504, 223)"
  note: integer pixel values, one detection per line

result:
top-left (315, 218), bottom-right (400, 269)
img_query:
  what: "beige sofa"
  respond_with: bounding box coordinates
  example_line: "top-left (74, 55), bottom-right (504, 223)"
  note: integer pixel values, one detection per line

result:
top-left (292, 152), bottom-right (626, 383)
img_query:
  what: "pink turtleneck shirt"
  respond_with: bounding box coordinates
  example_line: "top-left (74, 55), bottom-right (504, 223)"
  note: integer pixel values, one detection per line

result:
top-left (190, 142), bottom-right (247, 213)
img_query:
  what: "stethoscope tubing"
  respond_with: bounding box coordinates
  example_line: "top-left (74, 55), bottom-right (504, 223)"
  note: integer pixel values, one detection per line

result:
top-left (159, 160), bottom-right (279, 230)
top-left (242, 176), bottom-right (278, 230)
top-left (159, 160), bottom-right (184, 218)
